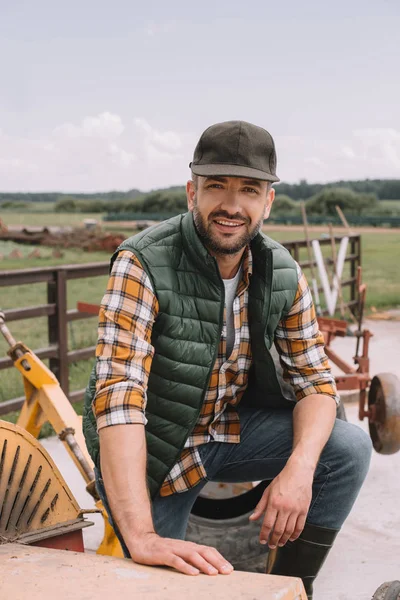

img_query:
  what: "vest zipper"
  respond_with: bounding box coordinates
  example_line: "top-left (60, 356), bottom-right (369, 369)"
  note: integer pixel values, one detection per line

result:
top-left (153, 261), bottom-right (225, 497)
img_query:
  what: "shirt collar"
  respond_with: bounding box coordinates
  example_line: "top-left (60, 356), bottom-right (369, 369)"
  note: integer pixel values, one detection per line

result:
top-left (237, 246), bottom-right (252, 295)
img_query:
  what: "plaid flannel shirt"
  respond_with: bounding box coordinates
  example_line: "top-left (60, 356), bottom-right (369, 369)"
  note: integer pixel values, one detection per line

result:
top-left (93, 249), bottom-right (339, 496)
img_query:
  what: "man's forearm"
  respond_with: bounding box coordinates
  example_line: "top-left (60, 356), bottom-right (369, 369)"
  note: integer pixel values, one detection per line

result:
top-left (288, 394), bottom-right (337, 473)
top-left (99, 424), bottom-right (155, 550)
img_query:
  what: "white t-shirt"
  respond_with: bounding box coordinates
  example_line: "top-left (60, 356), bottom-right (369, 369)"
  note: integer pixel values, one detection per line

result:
top-left (223, 266), bottom-right (242, 358)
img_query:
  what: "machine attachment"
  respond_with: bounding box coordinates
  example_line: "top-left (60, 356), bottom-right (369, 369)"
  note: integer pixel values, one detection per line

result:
top-left (0, 311), bottom-right (122, 556)
top-left (0, 421), bottom-right (93, 550)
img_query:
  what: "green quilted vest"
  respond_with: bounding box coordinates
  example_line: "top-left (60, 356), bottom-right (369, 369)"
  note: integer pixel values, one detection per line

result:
top-left (83, 212), bottom-right (298, 498)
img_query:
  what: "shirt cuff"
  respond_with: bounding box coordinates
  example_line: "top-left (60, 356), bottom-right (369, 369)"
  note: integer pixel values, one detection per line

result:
top-left (295, 384), bottom-right (340, 405)
top-left (95, 406), bottom-right (148, 432)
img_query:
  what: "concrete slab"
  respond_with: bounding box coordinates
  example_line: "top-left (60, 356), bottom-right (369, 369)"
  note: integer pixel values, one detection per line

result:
top-left (0, 543), bottom-right (307, 600)
top-left (39, 318), bottom-right (400, 600)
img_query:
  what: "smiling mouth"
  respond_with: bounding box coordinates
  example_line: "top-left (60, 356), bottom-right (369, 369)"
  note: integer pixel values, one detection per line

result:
top-left (213, 219), bottom-right (245, 229)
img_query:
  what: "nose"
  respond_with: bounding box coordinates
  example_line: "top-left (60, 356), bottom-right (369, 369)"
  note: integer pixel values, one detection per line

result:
top-left (219, 189), bottom-right (242, 215)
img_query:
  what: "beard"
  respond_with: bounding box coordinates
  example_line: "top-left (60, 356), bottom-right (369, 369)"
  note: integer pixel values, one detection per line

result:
top-left (192, 203), bottom-right (265, 256)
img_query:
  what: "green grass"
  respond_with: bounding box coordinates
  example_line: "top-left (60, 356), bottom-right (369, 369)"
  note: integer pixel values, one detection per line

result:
top-left (263, 228), bottom-right (400, 310)
top-left (0, 245), bottom-right (109, 420)
top-left (379, 200), bottom-right (400, 208)
top-left (1, 211), bottom-right (105, 227)
top-left (360, 233), bottom-right (400, 308)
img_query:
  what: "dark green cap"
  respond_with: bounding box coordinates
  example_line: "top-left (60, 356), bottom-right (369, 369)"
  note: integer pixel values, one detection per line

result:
top-left (190, 120), bottom-right (279, 183)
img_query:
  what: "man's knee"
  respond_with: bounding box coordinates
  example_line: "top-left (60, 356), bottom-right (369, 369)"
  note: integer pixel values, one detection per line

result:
top-left (325, 419), bottom-right (373, 485)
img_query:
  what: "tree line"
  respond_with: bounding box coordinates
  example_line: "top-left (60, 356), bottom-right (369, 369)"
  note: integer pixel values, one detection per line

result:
top-left (55, 187), bottom-right (400, 218)
top-left (2, 180), bottom-right (400, 218)
top-left (1, 179), bottom-right (400, 206)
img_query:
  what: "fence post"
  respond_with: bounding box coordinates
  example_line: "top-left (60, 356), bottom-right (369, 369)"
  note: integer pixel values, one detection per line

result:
top-left (47, 269), bottom-right (69, 397)
top-left (292, 242), bottom-right (300, 263)
top-left (349, 235), bottom-right (361, 316)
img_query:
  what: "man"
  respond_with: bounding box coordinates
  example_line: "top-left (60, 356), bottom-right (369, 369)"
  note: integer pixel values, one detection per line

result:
top-left (83, 120), bottom-right (372, 599)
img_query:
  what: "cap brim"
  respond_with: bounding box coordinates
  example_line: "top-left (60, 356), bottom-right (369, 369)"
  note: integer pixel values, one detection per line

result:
top-left (190, 163), bottom-right (280, 183)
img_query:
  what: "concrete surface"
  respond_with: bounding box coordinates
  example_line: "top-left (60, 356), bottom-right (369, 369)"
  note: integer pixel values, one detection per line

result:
top-left (39, 319), bottom-right (400, 600)
top-left (0, 543), bottom-right (307, 600)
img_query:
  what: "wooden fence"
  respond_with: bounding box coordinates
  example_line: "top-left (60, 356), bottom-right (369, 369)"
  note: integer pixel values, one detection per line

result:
top-left (0, 234), bottom-right (361, 416)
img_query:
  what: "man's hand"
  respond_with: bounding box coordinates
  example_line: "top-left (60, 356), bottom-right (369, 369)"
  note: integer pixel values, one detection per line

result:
top-left (129, 532), bottom-right (234, 576)
top-left (249, 460), bottom-right (313, 549)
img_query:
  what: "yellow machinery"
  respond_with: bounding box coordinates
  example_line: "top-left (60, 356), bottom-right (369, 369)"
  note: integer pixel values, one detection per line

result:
top-left (0, 420), bottom-right (94, 550)
top-left (0, 311), bottom-right (123, 557)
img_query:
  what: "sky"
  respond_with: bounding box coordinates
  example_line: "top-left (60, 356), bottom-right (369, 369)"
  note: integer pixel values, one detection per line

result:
top-left (0, 0), bottom-right (399, 192)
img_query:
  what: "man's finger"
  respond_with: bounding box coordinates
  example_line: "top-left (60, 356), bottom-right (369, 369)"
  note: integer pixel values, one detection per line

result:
top-left (259, 506), bottom-right (278, 545)
top-left (199, 546), bottom-right (234, 574)
top-left (166, 554), bottom-right (200, 576)
top-left (289, 512), bottom-right (307, 542)
top-left (249, 488), bottom-right (270, 521)
top-left (277, 513), bottom-right (297, 547)
top-left (268, 511), bottom-right (290, 549)
top-left (181, 550), bottom-right (219, 576)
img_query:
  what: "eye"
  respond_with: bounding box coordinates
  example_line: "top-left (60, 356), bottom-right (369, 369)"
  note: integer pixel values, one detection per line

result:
top-left (243, 187), bottom-right (259, 194)
top-left (207, 183), bottom-right (223, 189)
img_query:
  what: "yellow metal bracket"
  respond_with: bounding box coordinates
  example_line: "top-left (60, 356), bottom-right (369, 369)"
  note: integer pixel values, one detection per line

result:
top-left (3, 338), bottom-right (123, 558)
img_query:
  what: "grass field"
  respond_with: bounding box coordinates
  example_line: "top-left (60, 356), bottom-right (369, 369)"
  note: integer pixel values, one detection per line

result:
top-left (1, 211), bottom-right (106, 227)
top-left (1, 216), bottom-right (399, 424)
top-left (379, 200), bottom-right (400, 209)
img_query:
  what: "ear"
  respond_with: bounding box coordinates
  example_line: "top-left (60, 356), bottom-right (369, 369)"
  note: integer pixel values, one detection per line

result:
top-left (186, 180), bottom-right (196, 212)
top-left (263, 187), bottom-right (275, 220)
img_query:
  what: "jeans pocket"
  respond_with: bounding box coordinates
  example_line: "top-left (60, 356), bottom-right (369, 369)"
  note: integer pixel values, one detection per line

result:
top-left (197, 444), bottom-right (213, 481)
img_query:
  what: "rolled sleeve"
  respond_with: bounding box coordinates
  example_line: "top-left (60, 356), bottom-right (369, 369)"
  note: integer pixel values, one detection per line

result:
top-left (93, 250), bottom-right (159, 431)
top-left (274, 263), bottom-right (340, 405)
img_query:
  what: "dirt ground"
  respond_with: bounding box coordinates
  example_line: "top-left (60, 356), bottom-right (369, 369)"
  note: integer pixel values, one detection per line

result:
top-left (40, 318), bottom-right (400, 600)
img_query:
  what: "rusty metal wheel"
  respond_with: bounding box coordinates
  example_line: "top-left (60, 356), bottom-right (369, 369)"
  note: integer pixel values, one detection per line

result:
top-left (368, 373), bottom-right (400, 454)
top-left (372, 581), bottom-right (400, 600)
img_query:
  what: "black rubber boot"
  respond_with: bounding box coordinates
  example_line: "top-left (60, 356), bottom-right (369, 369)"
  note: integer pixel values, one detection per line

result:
top-left (266, 522), bottom-right (339, 599)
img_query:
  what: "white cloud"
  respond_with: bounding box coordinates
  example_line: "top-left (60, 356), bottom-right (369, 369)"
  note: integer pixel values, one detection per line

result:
top-left (144, 21), bottom-right (176, 37)
top-left (0, 112), bottom-right (137, 191)
top-left (0, 158), bottom-right (24, 169)
top-left (1, 118), bottom-right (398, 191)
top-left (304, 156), bottom-right (325, 167)
top-left (134, 118), bottom-right (183, 153)
top-left (54, 112), bottom-right (124, 140)
top-left (276, 128), bottom-right (400, 183)
top-left (109, 143), bottom-right (136, 167)
top-left (134, 118), bottom-right (185, 163)
top-left (341, 146), bottom-right (356, 159)
top-left (0, 114), bottom-right (191, 191)
top-left (351, 128), bottom-right (400, 169)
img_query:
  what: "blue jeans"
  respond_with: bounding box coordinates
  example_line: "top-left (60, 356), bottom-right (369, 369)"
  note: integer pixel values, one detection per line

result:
top-left (95, 405), bottom-right (372, 557)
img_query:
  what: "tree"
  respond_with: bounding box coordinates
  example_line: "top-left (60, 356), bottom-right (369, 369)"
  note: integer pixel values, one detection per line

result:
top-left (54, 197), bottom-right (78, 213)
top-left (306, 188), bottom-right (378, 216)
top-left (272, 194), bottom-right (299, 215)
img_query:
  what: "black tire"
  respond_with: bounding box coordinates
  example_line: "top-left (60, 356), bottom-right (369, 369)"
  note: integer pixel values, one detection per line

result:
top-left (186, 481), bottom-right (270, 572)
top-left (372, 581), bottom-right (400, 600)
top-left (186, 512), bottom-right (269, 572)
top-left (336, 400), bottom-right (348, 421)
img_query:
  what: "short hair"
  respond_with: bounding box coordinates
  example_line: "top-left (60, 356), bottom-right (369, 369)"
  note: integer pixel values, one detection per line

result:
top-left (191, 172), bottom-right (272, 192)
top-left (191, 172), bottom-right (199, 189)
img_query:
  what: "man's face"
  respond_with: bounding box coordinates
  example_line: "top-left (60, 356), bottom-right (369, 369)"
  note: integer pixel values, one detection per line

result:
top-left (186, 175), bottom-right (275, 255)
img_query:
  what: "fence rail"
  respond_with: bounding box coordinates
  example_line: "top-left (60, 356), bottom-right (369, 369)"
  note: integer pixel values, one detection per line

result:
top-left (0, 234), bottom-right (361, 416)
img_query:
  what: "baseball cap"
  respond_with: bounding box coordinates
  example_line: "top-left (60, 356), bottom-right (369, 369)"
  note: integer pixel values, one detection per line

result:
top-left (189, 120), bottom-right (280, 183)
